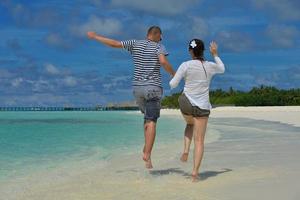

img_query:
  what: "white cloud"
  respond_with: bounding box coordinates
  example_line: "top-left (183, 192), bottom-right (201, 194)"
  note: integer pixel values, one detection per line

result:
top-left (89, 0), bottom-right (103, 7)
top-left (0, 92), bottom-right (109, 107)
top-left (255, 76), bottom-right (276, 86)
top-left (110, 0), bottom-right (201, 16)
top-left (32, 79), bottom-right (52, 92)
top-left (70, 15), bottom-right (122, 37)
top-left (111, 75), bottom-right (131, 82)
top-left (103, 75), bottom-right (130, 90)
top-left (3, 98), bottom-right (18, 106)
top-left (11, 77), bottom-right (23, 87)
top-left (251, 0), bottom-right (300, 20)
top-left (265, 24), bottom-right (299, 48)
top-left (63, 76), bottom-right (77, 87)
top-left (188, 16), bottom-right (209, 39)
top-left (216, 31), bottom-right (254, 52)
top-left (208, 16), bottom-right (266, 33)
top-left (3, 2), bottom-right (61, 28)
top-left (44, 33), bottom-right (71, 50)
top-left (44, 63), bottom-right (60, 75)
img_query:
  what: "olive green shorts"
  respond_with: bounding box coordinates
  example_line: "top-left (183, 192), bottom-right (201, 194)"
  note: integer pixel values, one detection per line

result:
top-left (178, 93), bottom-right (210, 117)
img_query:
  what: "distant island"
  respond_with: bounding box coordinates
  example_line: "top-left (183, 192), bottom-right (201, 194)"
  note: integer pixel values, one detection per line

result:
top-left (162, 85), bottom-right (300, 108)
top-left (1, 86), bottom-right (299, 111)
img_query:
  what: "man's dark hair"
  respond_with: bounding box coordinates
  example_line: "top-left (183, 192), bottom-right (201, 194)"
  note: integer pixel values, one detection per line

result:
top-left (147, 26), bottom-right (162, 35)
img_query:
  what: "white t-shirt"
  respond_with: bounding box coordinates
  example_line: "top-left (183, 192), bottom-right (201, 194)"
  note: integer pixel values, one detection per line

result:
top-left (169, 57), bottom-right (225, 110)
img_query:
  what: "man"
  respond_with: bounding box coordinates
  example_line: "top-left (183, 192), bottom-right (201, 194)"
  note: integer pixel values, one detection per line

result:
top-left (87, 26), bottom-right (175, 169)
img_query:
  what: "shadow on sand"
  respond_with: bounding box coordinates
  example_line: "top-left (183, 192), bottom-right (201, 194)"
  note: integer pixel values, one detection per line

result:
top-left (149, 168), bottom-right (232, 180)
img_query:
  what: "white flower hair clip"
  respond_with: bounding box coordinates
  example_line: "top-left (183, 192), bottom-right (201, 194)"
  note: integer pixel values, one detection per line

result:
top-left (190, 40), bottom-right (197, 48)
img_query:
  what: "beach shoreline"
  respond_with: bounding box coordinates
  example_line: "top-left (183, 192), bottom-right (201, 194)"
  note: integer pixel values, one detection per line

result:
top-left (160, 106), bottom-right (300, 127)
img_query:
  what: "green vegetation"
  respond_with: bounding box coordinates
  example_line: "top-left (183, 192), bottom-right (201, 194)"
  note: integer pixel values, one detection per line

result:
top-left (161, 86), bottom-right (300, 108)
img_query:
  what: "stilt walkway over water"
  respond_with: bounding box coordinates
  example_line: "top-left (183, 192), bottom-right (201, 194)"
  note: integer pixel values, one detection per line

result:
top-left (0, 107), bottom-right (139, 111)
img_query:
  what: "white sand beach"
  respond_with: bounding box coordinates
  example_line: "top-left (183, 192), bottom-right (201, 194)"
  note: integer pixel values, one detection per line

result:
top-left (1, 106), bottom-right (300, 200)
top-left (161, 106), bottom-right (300, 127)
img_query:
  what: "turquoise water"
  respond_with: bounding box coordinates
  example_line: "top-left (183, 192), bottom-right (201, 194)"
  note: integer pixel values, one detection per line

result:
top-left (0, 111), bottom-right (185, 180)
top-left (5, 111), bottom-right (297, 183)
top-left (2, 111), bottom-right (300, 200)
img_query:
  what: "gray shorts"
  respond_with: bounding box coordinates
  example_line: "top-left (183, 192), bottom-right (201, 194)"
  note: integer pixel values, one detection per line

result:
top-left (178, 93), bottom-right (210, 117)
top-left (133, 86), bottom-right (163, 123)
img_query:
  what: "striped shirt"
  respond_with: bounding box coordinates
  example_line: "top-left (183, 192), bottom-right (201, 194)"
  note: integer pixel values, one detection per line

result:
top-left (121, 39), bottom-right (168, 87)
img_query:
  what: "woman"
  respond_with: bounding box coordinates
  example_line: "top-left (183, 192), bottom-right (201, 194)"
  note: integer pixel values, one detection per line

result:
top-left (169, 39), bottom-right (225, 181)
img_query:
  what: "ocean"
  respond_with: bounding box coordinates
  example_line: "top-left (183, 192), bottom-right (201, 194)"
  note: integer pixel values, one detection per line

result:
top-left (0, 111), bottom-right (189, 181)
top-left (2, 110), bottom-right (299, 200)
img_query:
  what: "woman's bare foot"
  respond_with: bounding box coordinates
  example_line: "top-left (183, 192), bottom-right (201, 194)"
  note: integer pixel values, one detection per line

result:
top-left (180, 153), bottom-right (189, 162)
top-left (191, 172), bottom-right (199, 182)
top-left (143, 153), bottom-right (153, 169)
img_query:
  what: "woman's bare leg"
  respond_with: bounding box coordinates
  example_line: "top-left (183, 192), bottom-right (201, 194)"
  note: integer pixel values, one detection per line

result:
top-left (180, 114), bottom-right (194, 162)
top-left (181, 124), bottom-right (193, 162)
top-left (192, 117), bottom-right (208, 182)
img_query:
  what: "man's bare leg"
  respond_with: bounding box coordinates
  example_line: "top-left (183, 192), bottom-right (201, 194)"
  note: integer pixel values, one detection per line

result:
top-left (181, 124), bottom-right (193, 162)
top-left (192, 117), bottom-right (208, 182)
top-left (180, 114), bottom-right (194, 162)
top-left (143, 120), bottom-right (156, 169)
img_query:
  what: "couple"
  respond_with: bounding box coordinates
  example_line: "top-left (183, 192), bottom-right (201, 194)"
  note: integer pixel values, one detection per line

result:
top-left (87, 26), bottom-right (225, 181)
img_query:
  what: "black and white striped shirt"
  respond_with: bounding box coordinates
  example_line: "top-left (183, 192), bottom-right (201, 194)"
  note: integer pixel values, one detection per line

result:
top-left (121, 39), bottom-right (168, 87)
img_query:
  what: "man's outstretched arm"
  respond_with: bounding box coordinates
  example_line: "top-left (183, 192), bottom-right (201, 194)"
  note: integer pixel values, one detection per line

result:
top-left (159, 54), bottom-right (175, 76)
top-left (87, 32), bottom-right (122, 48)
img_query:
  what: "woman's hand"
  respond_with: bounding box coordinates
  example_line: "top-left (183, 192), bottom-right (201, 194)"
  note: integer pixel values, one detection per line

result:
top-left (87, 31), bottom-right (97, 39)
top-left (209, 41), bottom-right (218, 57)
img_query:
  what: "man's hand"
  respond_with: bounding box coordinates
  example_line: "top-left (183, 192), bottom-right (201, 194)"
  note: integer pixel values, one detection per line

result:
top-left (210, 41), bottom-right (218, 57)
top-left (87, 31), bottom-right (97, 39)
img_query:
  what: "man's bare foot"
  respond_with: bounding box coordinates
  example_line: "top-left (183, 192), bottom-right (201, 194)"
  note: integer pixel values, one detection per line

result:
top-left (143, 153), bottom-right (153, 169)
top-left (191, 172), bottom-right (199, 182)
top-left (180, 153), bottom-right (189, 162)
top-left (145, 158), bottom-right (153, 169)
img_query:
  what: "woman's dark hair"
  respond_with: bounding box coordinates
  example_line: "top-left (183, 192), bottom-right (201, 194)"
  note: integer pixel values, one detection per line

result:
top-left (188, 39), bottom-right (205, 61)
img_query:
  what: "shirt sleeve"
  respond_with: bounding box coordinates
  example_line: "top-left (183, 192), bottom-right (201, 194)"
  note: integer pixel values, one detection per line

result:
top-left (208, 56), bottom-right (225, 75)
top-left (169, 62), bottom-right (186, 89)
top-left (121, 40), bottom-right (136, 54)
top-left (156, 44), bottom-right (169, 56)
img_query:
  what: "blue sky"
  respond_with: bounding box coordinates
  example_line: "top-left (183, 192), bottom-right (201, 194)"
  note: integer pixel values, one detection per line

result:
top-left (0, 0), bottom-right (299, 106)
